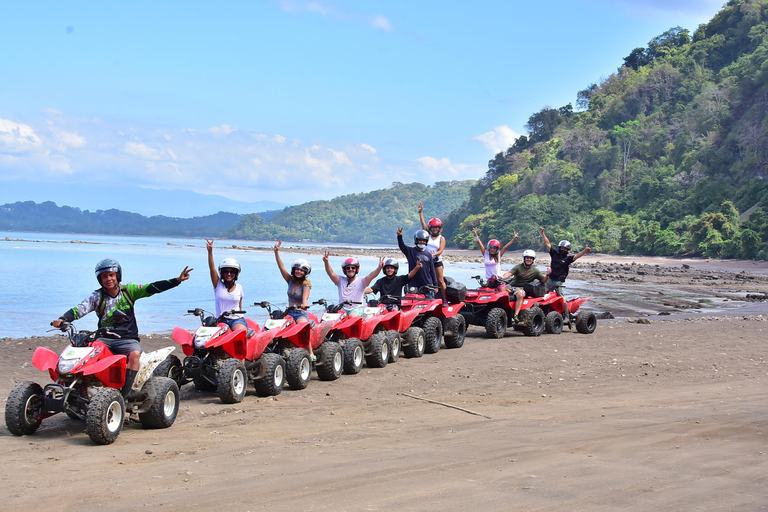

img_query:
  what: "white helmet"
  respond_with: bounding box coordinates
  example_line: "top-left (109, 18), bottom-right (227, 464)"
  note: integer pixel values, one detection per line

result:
top-left (219, 258), bottom-right (241, 279)
top-left (522, 249), bottom-right (536, 260)
top-left (292, 258), bottom-right (311, 276)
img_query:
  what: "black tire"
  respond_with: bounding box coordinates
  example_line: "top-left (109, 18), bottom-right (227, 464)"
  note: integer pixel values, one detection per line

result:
top-left (443, 315), bottom-right (466, 349)
top-left (422, 317), bottom-right (443, 354)
top-left (485, 307), bottom-right (507, 338)
top-left (402, 327), bottom-right (425, 358)
top-left (316, 341), bottom-right (343, 381)
top-left (544, 311), bottom-right (564, 335)
top-left (253, 353), bottom-right (286, 397)
top-left (5, 381), bottom-right (44, 436)
top-left (286, 349), bottom-right (311, 390)
top-left (365, 331), bottom-right (389, 368)
top-left (153, 354), bottom-right (184, 388)
top-left (576, 311), bottom-right (598, 334)
top-left (86, 388), bottom-right (125, 445)
top-left (342, 338), bottom-right (364, 375)
top-left (386, 331), bottom-right (401, 363)
top-left (217, 359), bottom-right (248, 404)
top-left (520, 306), bottom-right (545, 337)
top-left (138, 377), bottom-right (180, 429)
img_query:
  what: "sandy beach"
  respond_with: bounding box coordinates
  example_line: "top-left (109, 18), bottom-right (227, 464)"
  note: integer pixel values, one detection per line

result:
top-left (1, 252), bottom-right (767, 511)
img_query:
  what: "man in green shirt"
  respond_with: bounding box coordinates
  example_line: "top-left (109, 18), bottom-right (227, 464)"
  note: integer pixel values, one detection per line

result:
top-left (503, 250), bottom-right (550, 323)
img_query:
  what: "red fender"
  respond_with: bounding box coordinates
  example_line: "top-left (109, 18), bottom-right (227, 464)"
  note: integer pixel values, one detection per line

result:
top-left (440, 302), bottom-right (465, 318)
top-left (32, 346), bottom-right (60, 381)
top-left (81, 354), bottom-right (127, 389)
top-left (207, 328), bottom-right (247, 360)
top-left (172, 326), bottom-right (194, 356)
top-left (334, 316), bottom-right (363, 339)
top-left (397, 309), bottom-right (421, 331)
top-left (245, 318), bottom-right (262, 334)
top-left (246, 331), bottom-right (276, 360)
top-left (282, 321), bottom-right (311, 349)
top-left (539, 295), bottom-right (566, 314)
top-left (379, 310), bottom-right (401, 331)
top-left (567, 297), bottom-right (592, 314)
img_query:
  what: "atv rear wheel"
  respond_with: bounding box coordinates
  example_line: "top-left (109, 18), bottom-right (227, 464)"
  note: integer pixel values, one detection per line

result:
top-left (485, 307), bottom-right (507, 338)
top-left (365, 331), bottom-right (389, 368)
top-left (544, 311), bottom-right (564, 335)
top-left (423, 317), bottom-right (443, 354)
top-left (342, 338), bottom-right (364, 375)
top-left (402, 327), bottom-right (425, 358)
top-left (86, 388), bottom-right (125, 445)
top-left (5, 381), bottom-right (44, 436)
top-left (317, 341), bottom-right (343, 381)
top-left (385, 331), bottom-right (401, 363)
top-left (217, 359), bottom-right (248, 404)
top-left (286, 349), bottom-right (311, 390)
top-left (139, 377), bottom-right (180, 429)
top-left (443, 315), bottom-right (466, 349)
top-left (253, 353), bottom-right (286, 397)
top-left (520, 306), bottom-right (545, 337)
top-left (575, 311), bottom-right (598, 334)
top-left (153, 354), bottom-right (184, 388)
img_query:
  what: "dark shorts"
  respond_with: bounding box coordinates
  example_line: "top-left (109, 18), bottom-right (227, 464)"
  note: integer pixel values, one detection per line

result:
top-left (97, 337), bottom-right (141, 356)
top-left (287, 308), bottom-right (309, 322)
top-left (434, 261), bottom-right (444, 268)
top-left (223, 317), bottom-right (248, 329)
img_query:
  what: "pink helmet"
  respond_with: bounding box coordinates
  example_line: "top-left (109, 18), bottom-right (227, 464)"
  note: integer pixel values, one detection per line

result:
top-left (428, 218), bottom-right (442, 229)
top-left (488, 239), bottom-right (501, 251)
top-left (341, 257), bottom-right (360, 275)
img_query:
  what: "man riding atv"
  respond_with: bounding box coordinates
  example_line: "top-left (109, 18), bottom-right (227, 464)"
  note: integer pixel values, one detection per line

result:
top-left (502, 250), bottom-right (550, 323)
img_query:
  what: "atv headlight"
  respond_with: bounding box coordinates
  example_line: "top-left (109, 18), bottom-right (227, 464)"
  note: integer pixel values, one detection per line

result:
top-left (194, 333), bottom-right (212, 349)
top-left (58, 357), bottom-right (78, 374)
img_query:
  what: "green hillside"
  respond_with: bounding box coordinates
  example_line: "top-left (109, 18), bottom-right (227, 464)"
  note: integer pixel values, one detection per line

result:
top-left (445, 0), bottom-right (768, 260)
top-left (225, 180), bottom-right (474, 243)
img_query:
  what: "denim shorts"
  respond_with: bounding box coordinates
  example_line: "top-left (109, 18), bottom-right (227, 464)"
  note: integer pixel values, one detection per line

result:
top-left (97, 337), bottom-right (142, 356)
top-left (287, 308), bottom-right (309, 322)
top-left (223, 317), bottom-right (248, 329)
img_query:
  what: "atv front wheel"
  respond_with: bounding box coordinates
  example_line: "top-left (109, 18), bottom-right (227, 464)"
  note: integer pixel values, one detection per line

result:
top-left (575, 311), bottom-right (598, 334)
top-left (485, 307), bottom-right (507, 338)
top-left (286, 349), bottom-right (311, 390)
top-left (5, 381), bottom-right (44, 436)
top-left (86, 388), bottom-right (125, 445)
top-left (253, 353), bottom-right (286, 397)
top-left (385, 331), bottom-right (401, 363)
top-left (342, 338), bottom-right (364, 375)
top-left (520, 306), bottom-right (545, 337)
top-left (153, 354), bottom-right (184, 388)
top-left (544, 311), bottom-right (564, 335)
top-left (402, 327), bottom-right (425, 358)
top-left (365, 331), bottom-right (389, 368)
top-left (139, 377), bottom-right (180, 429)
top-left (316, 341), bottom-right (343, 381)
top-left (217, 359), bottom-right (248, 404)
top-left (422, 317), bottom-right (443, 354)
top-left (443, 315), bottom-right (466, 349)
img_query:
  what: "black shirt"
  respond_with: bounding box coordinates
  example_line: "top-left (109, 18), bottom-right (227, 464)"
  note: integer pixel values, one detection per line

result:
top-left (549, 247), bottom-right (575, 282)
top-left (371, 275), bottom-right (410, 298)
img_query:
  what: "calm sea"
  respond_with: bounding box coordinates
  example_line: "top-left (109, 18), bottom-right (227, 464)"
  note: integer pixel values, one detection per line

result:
top-left (0, 231), bottom-right (488, 338)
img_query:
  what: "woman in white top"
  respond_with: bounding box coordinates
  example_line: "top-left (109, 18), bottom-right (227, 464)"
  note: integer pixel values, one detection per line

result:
top-left (471, 227), bottom-right (518, 283)
top-left (418, 202), bottom-right (448, 303)
top-left (206, 238), bottom-right (246, 331)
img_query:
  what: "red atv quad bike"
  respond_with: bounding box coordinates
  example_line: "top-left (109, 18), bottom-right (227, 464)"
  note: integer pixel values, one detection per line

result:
top-left (6, 322), bottom-right (180, 445)
top-left (535, 292), bottom-right (598, 335)
top-left (155, 308), bottom-right (259, 404)
top-left (397, 286), bottom-right (467, 354)
top-left (329, 300), bottom-right (403, 369)
top-left (460, 276), bottom-right (546, 338)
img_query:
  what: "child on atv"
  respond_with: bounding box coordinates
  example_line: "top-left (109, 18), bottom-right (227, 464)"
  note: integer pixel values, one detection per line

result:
top-left (51, 258), bottom-right (193, 400)
top-left (323, 251), bottom-right (384, 317)
top-left (539, 227), bottom-right (591, 296)
top-left (365, 258), bottom-right (422, 309)
top-left (502, 250), bottom-right (550, 323)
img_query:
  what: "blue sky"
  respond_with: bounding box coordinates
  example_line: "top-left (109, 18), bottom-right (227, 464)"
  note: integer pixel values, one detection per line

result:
top-left (0, 0), bottom-right (725, 213)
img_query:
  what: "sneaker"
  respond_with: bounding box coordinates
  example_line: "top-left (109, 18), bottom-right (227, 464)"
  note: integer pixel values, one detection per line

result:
top-left (309, 354), bottom-right (317, 363)
top-left (442, 301), bottom-right (449, 307)
top-left (511, 314), bottom-right (519, 324)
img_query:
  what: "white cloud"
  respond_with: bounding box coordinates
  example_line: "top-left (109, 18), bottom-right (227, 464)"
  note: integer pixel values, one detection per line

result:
top-left (0, 118), bottom-right (41, 150)
top-left (208, 124), bottom-right (238, 136)
top-left (125, 142), bottom-right (166, 160)
top-left (472, 125), bottom-right (521, 154)
top-left (370, 15), bottom-right (394, 32)
top-left (360, 143), bottom-right (377, 154)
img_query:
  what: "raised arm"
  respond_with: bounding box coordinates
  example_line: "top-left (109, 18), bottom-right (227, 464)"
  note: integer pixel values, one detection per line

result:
top-left (363, 257), bottom-right (385, 287)
top-left (572, 245), bottom-right (591, 262)
top-left (407, 259), bottom-right (422, 279)
top-left (273, 241), bottom-right (291, 282)
top-left (418, 202), bottom-right (428, 230)
top-left (499, 232), bottom-right (519, 258)
top-left (206, 238), bottom-right (219, 289)
top-left (539, 227), bottom-right (552, 251)
top-left (472, 227), bottom-right (486, 255)
top-left (323, 250), bottom-right (340, 286)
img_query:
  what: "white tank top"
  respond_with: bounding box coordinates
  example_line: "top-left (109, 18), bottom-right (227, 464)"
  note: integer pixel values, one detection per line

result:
top-left (426, 235), bottom-right (443, 262)
top-left (214, 281), bottom-right (244, 318)
top-left (484, 251), bottom-right (501, 279)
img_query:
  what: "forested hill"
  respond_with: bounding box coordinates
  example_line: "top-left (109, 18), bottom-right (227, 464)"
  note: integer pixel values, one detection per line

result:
top-left (444, 0), bottom-right (768, 260)
top-left (0, 201), bottom-right (244, 237)
top-left (225, 180), bottom-right (475, 244)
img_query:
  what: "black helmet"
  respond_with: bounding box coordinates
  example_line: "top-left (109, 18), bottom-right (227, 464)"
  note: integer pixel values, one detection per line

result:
top-left (95, 258), bottom-right (122, 285)
top-left (414, 230), bottom-right (430, 244)
top-left (383, 258), bottom-right (399, 273)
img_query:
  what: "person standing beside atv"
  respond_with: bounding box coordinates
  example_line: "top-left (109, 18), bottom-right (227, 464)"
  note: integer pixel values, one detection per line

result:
top-left (206, 238), bottom-right (246, 332)
top-left (397, 227), bottom-right (445, 301)
top-left (323, 252), bottom-right (384, 317)
top-left (365, 258), bottom-right (422, 309)
top-left (51, 259), bottom-right (192, 399)
top-left (539, 227), bottom-right (591, 296)
top-left (274, 240), bottom-right (315, 359)
top-left (503, 250), bottom-right (550, 323)
top-left (418, 202), bottom-right (447, 301)
top-left (472, 227), bottom-right (518, 282)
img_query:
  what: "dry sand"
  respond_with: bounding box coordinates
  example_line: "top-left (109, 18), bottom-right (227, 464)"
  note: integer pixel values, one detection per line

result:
top-left (1, 253), bottom-right (767, 511)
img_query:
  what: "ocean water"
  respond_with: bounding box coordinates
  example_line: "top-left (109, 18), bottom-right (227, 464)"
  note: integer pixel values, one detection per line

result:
top-left (0, 232), bottom-right (492, 338)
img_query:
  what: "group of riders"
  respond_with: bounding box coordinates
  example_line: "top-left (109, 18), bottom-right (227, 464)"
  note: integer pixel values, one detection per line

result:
top-left (51, 202), bottom-right (590, 394)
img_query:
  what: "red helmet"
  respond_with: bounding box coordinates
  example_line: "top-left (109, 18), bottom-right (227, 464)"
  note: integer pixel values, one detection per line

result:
top-left (341, 257), bottom-right (360, 275)
top-left (428, 218), bottom-right (442, 229)
top-left (488, 239), bottom-right (501, 250)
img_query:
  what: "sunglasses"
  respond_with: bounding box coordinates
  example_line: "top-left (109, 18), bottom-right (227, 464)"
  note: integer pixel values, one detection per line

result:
top-left (343, 266), bottom-right (358, 271)
top-left (221, 269), bottom-right (237, 275)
